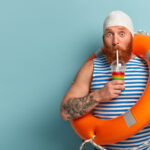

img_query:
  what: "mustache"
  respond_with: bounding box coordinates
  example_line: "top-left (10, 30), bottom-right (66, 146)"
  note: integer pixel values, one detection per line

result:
top-left (110, 45), bottom-right (126, 51)
top-left (103, 45), bottom-right (132, 63)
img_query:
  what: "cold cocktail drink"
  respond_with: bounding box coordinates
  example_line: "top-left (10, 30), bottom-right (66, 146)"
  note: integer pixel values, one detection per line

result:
top-left (111, 60), bottom-right (126, 80)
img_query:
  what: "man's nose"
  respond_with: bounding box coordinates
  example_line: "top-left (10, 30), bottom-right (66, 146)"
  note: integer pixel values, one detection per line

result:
top-left (112, 35), bottom-right (119, 46)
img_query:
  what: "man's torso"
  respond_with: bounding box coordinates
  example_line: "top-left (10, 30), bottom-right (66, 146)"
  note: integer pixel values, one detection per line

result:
top-left (90, 55), bottom-right (150, 150)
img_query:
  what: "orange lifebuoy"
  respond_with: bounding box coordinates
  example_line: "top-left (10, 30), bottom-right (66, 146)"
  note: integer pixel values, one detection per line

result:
top-left (70, 33), bottom-right (150, 145)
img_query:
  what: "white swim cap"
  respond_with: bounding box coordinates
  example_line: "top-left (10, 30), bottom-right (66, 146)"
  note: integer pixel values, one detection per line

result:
top-left (103, 11), bottom-right (134, 37)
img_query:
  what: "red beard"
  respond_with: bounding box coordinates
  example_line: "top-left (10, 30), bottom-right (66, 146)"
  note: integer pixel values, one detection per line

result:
top-left (103, 40), bottom-right (132, 63)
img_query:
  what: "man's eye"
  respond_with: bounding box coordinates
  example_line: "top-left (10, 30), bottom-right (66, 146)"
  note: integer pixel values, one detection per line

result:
top-left (105, 32), bottom-right (112, 37)
top-left (120, 32), bottom-right (125, 36)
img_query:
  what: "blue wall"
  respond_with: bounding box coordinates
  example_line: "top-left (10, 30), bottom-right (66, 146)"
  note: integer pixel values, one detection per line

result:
top-left (0, 0), bottom-right (150, 150)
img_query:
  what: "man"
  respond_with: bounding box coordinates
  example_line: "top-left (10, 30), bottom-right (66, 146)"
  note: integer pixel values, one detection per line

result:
top-left (60, 11), bottom-right (150, 149)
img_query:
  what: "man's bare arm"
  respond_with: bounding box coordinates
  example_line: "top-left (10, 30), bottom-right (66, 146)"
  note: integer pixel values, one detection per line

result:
top-left (61, 93), bottom-right (100, 120)
top-left (60, 60), bottom-right (98, 120)
top-left (60, 60), bottom-right (125, 120)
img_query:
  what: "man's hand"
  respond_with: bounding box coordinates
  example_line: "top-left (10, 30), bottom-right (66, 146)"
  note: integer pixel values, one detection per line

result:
top-left (95, 80), bottom-right (125, 102)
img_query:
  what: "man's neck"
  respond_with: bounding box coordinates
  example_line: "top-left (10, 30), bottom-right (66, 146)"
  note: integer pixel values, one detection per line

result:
top-left (130, 53), bottom-right (136, 59)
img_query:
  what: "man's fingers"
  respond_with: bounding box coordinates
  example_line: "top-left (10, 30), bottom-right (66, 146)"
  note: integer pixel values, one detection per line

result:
top-left (112, 80), bottom-right (125, 85)
top-left (113, 89), bottom-right (122, 94)
top-left (114, 85), bottom-right (125, 90)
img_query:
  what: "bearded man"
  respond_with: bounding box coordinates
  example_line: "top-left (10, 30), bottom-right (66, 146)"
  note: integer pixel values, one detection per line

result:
top-left (60, 11), bottom-right (150, 149)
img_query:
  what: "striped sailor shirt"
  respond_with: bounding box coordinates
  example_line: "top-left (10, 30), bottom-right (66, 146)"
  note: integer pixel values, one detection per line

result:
top-left (91, 55), bottom-right (150, 150)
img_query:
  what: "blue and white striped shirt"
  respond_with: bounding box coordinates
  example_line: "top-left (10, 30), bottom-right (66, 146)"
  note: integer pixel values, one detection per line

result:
top-left (91, 55), bottom-right (150, 150)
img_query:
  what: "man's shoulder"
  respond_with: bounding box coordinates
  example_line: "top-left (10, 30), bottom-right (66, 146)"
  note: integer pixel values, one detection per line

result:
top-left (93, 54), bottom-right (107, 61)
top-left (129, 56), bottom-right (148, 65)
top-left (93, 54), bottom-right (109, 65)
top-left (80, 59), bottom-right (93, 73)
top-left (127, 56), bottom-right (148, 71)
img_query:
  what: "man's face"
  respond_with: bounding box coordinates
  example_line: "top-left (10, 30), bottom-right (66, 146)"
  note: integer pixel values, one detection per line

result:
top-left (103, 26), bottom-right (133, 63)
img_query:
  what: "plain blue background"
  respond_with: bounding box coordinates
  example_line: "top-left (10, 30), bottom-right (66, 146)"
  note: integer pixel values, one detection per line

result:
top-left (0, 0), bottom-right (150, 150)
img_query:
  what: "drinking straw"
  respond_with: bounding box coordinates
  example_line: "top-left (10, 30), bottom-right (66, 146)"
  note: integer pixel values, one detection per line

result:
top-left (116, 50), bottom-right (119, 71)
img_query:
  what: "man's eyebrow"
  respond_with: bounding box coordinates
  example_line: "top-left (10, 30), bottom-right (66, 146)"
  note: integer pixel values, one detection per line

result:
top-left (117, 27), bottom-right (127, 30)
top-left (104, 29), bottom-right (113, 32)
top-left (105, 27), bottom-right (127, 32)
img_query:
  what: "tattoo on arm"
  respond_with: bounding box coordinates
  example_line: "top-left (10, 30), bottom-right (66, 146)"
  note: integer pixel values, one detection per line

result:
top-left (62, 95), bottom-right (98, 120)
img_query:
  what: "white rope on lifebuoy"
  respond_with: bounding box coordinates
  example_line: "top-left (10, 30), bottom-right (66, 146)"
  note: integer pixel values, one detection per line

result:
top-left (79, 135), bottom-right (107, 150)
top-left (80, 136), bottom-right (150, 150)
top-left (137, 29), bottom-right (149, 35)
